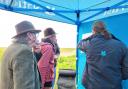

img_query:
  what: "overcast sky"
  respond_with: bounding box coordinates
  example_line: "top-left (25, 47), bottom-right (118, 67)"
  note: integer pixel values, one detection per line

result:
top-left (0, 9), bottom-right (77, 48)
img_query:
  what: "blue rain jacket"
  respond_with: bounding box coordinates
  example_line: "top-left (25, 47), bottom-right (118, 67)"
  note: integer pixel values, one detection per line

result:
top-left (78, 34), bottom-right (128, 89)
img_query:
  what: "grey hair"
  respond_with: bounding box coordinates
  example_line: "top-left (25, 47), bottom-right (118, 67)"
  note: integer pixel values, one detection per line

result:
top-left (92, 20), bottom-right (106, 30)
top-left (92, 20), bottom-right (111, 40)
top-left (12, 33), bottom-right (29, 44)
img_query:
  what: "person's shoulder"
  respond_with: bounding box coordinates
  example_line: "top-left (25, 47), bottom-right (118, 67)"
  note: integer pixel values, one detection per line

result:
top-left (6, 43), bottom-right (31, 54)
top-left (119, 41), bottom-right (127, 49)
top-left (40, 42), bottom-right (52, 47)
top-left (12, 43), bottom-right (32, 55)
top-left (10, 43), bottom-right (33, 62)
top-left (19, 44), bottom-right (31, 52)
top-left (111, 39), bottom-right (127, 48)
top-left (40, 42), bottom-right (53, 50)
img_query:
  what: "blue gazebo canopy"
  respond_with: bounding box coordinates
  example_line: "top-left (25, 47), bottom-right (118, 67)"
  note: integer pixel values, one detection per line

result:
top-left (0, 0), bottom-right (128, 25)
top-left (1, 0), bottom-right (128, 89)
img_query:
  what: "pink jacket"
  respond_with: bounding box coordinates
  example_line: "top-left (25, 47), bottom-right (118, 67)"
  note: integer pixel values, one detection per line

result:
top-left (38, 43), bottom-right (54, 87)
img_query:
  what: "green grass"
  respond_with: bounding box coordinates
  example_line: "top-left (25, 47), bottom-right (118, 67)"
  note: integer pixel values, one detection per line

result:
top-left (58, 55), bottom-right (76, 70)
top-left (58, 48), bottom-right (76, 70)
top-left (0, 47), bottom-right (6, 61)
top-left (54, 55), bottom-right (76, 89)
top-left (60, 48), bottom-right (75, 52)
top-left (55, 49), bottom-right (76, 89)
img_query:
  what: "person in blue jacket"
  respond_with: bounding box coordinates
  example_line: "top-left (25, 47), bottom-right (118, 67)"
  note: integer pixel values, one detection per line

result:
top-left (78, 21), bottom-right (128, 89)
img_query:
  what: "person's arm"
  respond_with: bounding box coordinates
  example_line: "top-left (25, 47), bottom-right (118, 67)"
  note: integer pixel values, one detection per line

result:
top-left (121, 48), bottom-right (128, 80)
top-left (12, 49), bottom-right (38, 89)
top-left (77, 39), bottom-right (89, 52)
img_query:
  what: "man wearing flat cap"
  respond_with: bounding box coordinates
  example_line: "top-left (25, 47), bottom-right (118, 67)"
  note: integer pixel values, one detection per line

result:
top-left (0, 21), bottom-right (41, 89)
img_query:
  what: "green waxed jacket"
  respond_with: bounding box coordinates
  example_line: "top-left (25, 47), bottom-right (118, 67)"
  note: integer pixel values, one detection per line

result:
top-left (0, 42), bottom-right (41, 89)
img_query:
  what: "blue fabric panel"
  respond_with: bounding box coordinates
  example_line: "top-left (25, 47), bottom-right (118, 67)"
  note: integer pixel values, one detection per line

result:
top-left (0, 0), bottom-right (128, 24)
top-left (14, 11), bottom-right (76, 24)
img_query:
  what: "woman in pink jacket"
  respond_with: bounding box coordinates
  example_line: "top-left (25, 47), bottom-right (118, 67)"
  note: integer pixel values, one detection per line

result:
top-left (38, 28), bottom-right (60, 89)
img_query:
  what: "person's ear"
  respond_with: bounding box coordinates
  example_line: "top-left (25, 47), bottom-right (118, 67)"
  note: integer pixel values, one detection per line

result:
top-left (92, 28), bottom-right (96, 34)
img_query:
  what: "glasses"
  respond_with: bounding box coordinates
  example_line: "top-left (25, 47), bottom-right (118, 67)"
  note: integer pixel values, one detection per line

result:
top-left (35, 33), bottom-right (39, 37)
top-left (31, 32), bottom-right (39, 37)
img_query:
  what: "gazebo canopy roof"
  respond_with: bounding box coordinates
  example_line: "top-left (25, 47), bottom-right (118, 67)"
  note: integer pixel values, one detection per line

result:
top-left (0, 0), bottom-right (128, 24)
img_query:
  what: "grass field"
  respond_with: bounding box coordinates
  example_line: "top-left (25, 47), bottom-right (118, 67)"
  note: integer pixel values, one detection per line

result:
top-left (58, 55), bottom-right (76, 70)
top-left (59, 48), bottom-right (76, 70)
